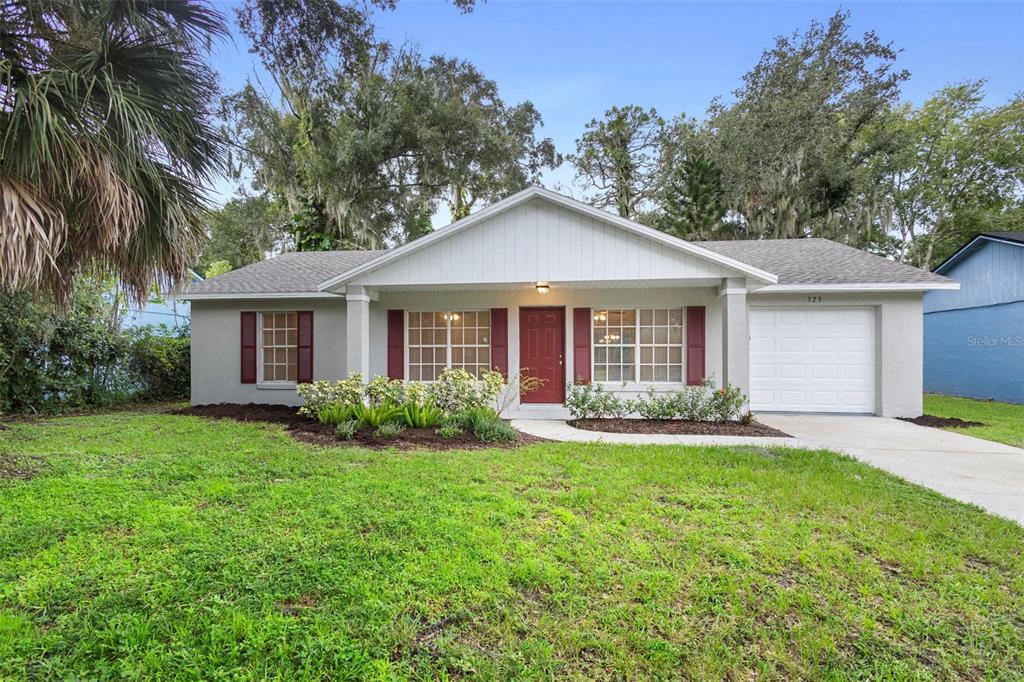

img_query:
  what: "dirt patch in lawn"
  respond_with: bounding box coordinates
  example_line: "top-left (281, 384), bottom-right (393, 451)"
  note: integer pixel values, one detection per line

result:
top-left (0, 453), bottom-right (44, 481)
top-left (172, 403), bottom-right (545, 450)
top-left (568, 418), bottom-right (791, 438)
top-left (899, 415), bottom-right (985, 429)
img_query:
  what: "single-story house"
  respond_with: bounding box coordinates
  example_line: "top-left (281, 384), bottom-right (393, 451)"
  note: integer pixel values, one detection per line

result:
top-left (181, 186), bottom-right (957, 417)
top-left (924, 232), bottom-right (1023, 403)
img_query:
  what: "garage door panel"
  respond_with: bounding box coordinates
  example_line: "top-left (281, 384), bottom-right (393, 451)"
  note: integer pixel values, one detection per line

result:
top-left (750, 307), bottom-right (875, 413)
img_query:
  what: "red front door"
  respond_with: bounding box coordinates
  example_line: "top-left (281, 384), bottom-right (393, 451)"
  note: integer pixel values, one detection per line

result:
top-left (519, 307), bottom-right (565, 403)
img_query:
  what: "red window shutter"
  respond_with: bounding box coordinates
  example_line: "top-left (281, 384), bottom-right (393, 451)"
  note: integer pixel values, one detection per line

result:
top-left (686, 306), bottom-right (706, 385)
top-left (240, 311), bottom-right (257, 384)
top-left (387, 310), bottom-right (404, 379)
top-left (297, 311), bottom-right (314, 383)
top-left (572, 308), bottom-right (591, 383)
top-left (490, 308), bottom-right (508, 375)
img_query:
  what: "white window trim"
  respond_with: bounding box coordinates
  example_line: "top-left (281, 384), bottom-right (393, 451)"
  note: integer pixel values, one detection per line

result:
top-left (590, 307), bottom-right (687, 385)
top-left (256, 311), bottom-right (298, 388)
top-left (405, 310), bottom-right (492, 382)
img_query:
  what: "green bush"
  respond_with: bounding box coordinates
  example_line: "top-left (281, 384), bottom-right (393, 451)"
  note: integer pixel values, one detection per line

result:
top-left (474, 419), bottom-right (518, 443)
top-left (374, 420), bottom-right (406, 438)
top-left (403, 401), bottom-right (444, 428)
top-left (352, 402), bottom-right (405, 428)
top-left (130, 332), bottom-right (190, 401)
top-left (435, 424), bottom-right (463, 439)
top-left (335, 419), bottom-right (360, 440)
top-left (318, 403), bottom-right (355, 426)
top-left (0, 281), bottom-right (191, 413)
top-left (565, 381), bottom-right (627, 419)
top-left (296, 375), bottom-right (364, 419)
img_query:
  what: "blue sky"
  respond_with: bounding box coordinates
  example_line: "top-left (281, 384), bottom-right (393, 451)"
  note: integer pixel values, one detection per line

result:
top-left (208, 0), bottom-right (1024, 211)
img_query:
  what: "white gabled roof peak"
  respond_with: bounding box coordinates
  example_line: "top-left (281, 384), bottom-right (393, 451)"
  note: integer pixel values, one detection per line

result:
top-left (317, 186), bottom-right (778, 290)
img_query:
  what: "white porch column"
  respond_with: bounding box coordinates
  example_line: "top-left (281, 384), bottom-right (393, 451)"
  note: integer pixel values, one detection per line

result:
top-left (345, 285), bottom-right (371, 378)
top-left (720, 277), bottom-right (750, 395)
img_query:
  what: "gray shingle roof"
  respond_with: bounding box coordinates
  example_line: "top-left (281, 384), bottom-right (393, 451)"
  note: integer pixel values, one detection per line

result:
top-left (698, 238), bottom-right (952, 285)
top-left (186, 250), bottom-right (384, 295)
top-left (185, 238), bottom-right (951, 296)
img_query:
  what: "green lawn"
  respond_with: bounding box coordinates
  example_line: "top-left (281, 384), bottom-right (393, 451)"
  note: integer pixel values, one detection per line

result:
top-left (923, 394), bottom-right (1024, 448)
top-left (1, 412), bottom-right (1022, 680)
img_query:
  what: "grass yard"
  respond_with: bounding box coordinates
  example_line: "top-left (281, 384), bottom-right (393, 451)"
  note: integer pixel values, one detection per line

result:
top-left (923, 394), bottom-right (1024, 448)
top-left (1, 411), bottom-right (1022, 680)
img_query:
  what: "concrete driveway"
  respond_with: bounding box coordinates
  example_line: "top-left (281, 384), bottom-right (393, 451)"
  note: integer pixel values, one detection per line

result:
top-left (757, 414), bottom-right (1024, 524)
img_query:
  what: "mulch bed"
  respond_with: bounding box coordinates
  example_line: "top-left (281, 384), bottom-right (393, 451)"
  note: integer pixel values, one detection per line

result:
top-left (568, 418), bottom-right (791, 437)
top-left (172, 403), bottom-right (545, 450)
top-left (898, 415), bottom-right (985, 429)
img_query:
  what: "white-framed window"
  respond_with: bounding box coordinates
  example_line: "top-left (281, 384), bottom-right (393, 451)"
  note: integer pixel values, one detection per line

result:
top-left (259, 312), bottom-right (297, 383)
top-left (593, 308), bottom-right (684, 383)
top-left (408, 310), bottom-right (491, 380)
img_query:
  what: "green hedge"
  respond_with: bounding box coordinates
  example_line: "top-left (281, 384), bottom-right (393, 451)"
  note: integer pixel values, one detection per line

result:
top-left (0, 283), bottom-right (190, 414)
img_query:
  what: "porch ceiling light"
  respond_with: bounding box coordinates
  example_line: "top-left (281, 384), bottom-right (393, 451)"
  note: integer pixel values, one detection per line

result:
top-left (535, 281), bottom-right (550, 294)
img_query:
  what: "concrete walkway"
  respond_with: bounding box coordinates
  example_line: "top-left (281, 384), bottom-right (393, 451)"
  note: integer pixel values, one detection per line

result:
top-left (757, 414), bottom-right (1024, 524)
top-left (512, 415), bottom-right (1024, 524)
top-left (511, 419), bottom-right (812, 448)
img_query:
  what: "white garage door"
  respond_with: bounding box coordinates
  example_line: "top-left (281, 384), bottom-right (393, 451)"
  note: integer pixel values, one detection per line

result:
top-left (749, 307), bottom-right (875, 413)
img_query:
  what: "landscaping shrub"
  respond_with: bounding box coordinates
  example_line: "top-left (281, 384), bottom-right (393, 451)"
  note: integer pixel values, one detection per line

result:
top-left (130, 332), bottom-right (190, 401)
top-left (565, 381), bottom-right (627, 419)
top-left (365, 376), bottom-right (406, 408)
top-left (352, 402), bottom-right (405, 428)
top-left (402, 401), bottom-right (444, 428)
top-left (0, 281), bottom-right (190, 413)
top-left (631, 387), bottom-right (678, 420)
top-left (294, 371), bottom-right (518, 443)
top-left (296, 375), bottom-right (363, 419)
top-left (474, 418), bottom-right (518, 443)
top-left (318, 403), bottom-right (355, 426)
top-left (436, 424), bottom-right (463, 439)
top-left (567, 379), bottom-right (748, 422)
top-left (335, 419), bottom-right (360, 440)
top-left (708, 384), bottom-right (747, 422)
top-left (374, 420), bottom-right (406, 438)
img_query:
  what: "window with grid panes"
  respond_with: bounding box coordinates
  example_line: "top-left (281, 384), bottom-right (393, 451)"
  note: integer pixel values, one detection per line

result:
top-left (592, 308), bottom-right (685, 382)
top-left (260, 312), bottom-right (297, 382)
top-left (407, 311), bottom-right (492, 380)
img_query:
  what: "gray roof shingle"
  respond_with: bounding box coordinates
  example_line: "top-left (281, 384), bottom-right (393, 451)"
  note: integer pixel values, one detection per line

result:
top-left (186, 250), bottom-right (384, 295)
top-left (698, 238), bottom-right (952, 285)
top-left (185, 238), bottom-right (951, 296)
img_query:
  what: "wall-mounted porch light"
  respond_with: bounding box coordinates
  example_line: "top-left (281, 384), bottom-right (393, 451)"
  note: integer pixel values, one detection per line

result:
top-left (535, 281), bottom-right (550, 294)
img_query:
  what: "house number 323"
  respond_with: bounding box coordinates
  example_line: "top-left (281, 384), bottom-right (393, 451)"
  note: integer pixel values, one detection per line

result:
top-left (807, 296), bottom-right (823, 303)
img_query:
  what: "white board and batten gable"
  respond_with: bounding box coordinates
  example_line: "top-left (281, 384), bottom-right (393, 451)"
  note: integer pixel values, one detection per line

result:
top-left (320, 187), bottom-right (776, 291)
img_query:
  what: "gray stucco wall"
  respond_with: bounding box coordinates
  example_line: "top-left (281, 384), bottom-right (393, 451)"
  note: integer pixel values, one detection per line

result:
top-left (190, 298), bottom-right (347, 406)
top-left (189, 288), bottom-right (925, 417)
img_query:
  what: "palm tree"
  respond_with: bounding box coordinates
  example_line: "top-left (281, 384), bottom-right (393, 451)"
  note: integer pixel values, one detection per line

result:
top-left (0, 0), bottom-right (227, 305)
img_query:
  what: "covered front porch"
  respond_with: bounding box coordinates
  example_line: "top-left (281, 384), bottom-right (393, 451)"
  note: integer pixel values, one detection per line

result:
top-left (339, 277), bottom-right (755, 412)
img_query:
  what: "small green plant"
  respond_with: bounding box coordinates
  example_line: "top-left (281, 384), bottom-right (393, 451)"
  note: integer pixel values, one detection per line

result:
top-left (435, 424), bottom-right (463, 439)
top-left (709, 384), bottom-right (747, 422)
top-left (365, 376), bottom-right (406, 408)
top-left (335, 419), bottom-right (360, 440)
top-left (375, 420), bottom-right (406, 438)
top-left (317, 403), bottom-right (354, 426)
top-left (450, 405), bottom-right (501, 431)
top-left (474, 419), bottom-right (518, 443)
top-left (739, 411), bottom-right (754, 426)
top-left (633, 387), bottom-right (678, 420)
top-left (403, 400), bottom-right (444, 428)
top-left (297, 374), bottom-right (363, 419)
top-left (565, 381), bottom-right (628, 419)
top-left (352, 402), bottom-right (405, 428)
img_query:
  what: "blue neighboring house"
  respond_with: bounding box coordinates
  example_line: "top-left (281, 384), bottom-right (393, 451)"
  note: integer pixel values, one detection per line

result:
top-left (924, 232), bottom-right (1024, 403)
top-left (118, 271), bottom-right (203, 334)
